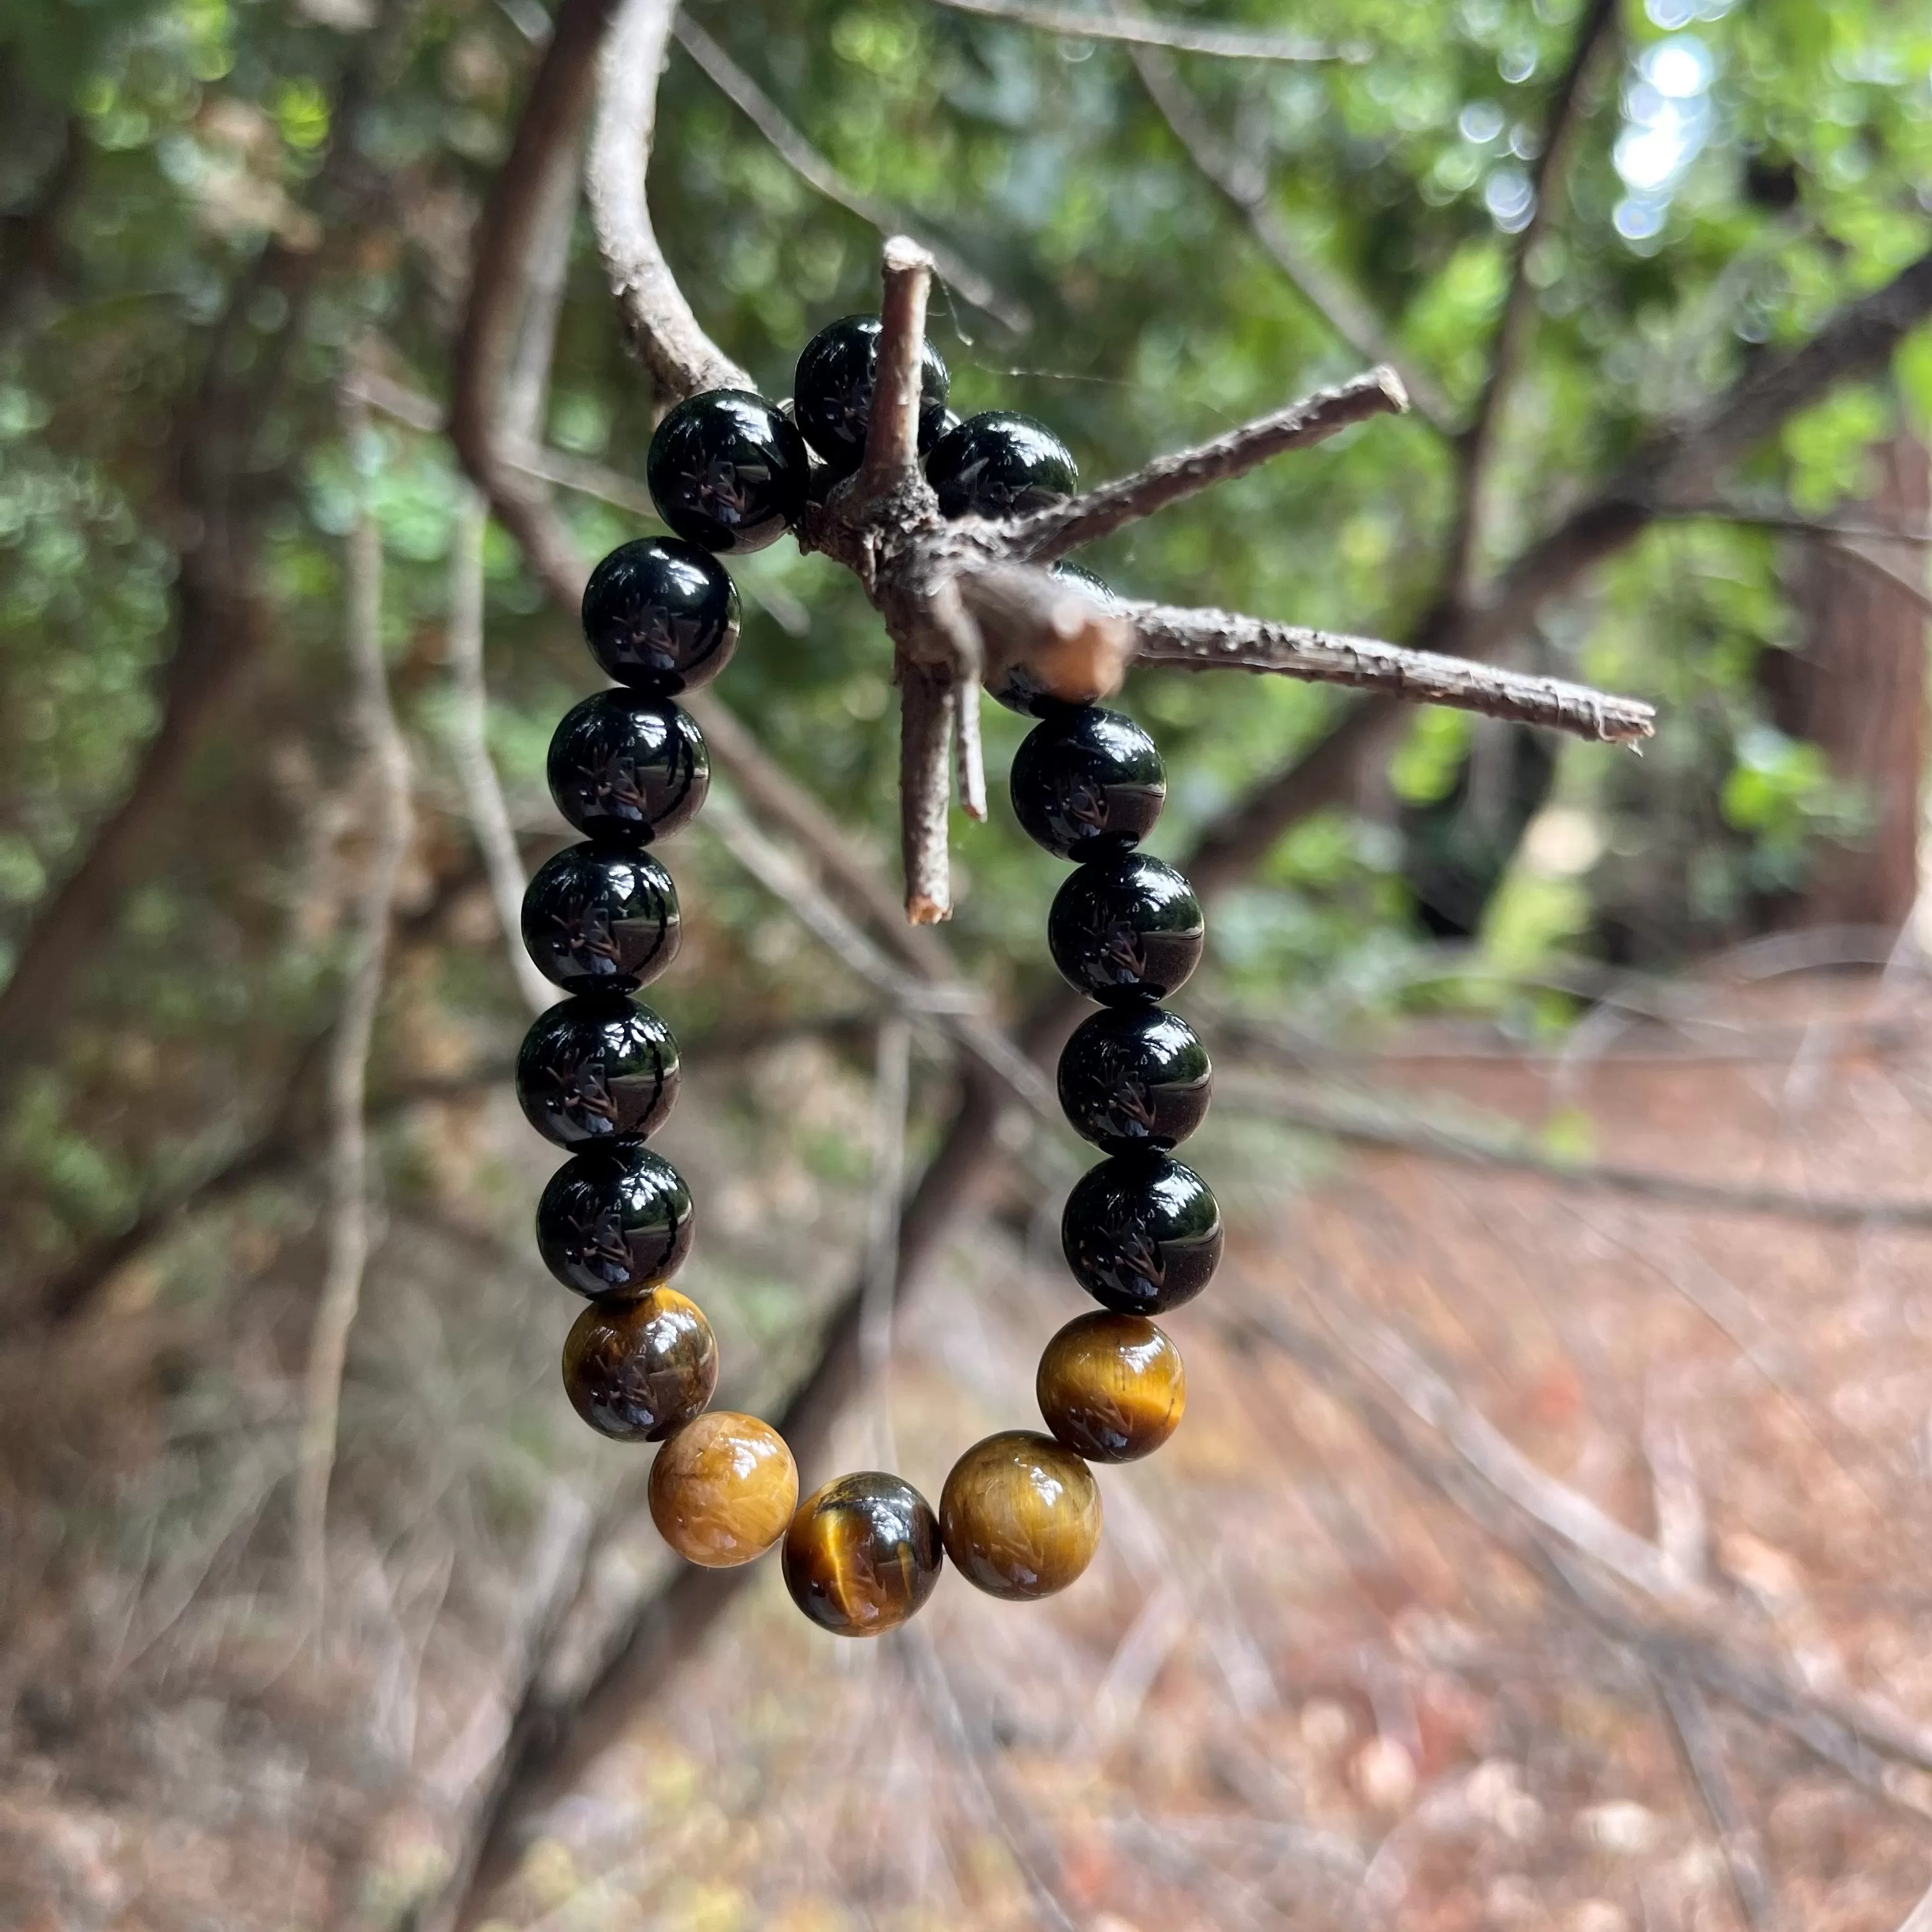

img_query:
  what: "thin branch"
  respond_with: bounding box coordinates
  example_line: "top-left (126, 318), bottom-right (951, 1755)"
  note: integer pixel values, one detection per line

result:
top-left (670, 14), bottom-right (1026, 331)
top-left (1127, 47), bottom-right (1456, 436)
top-left (1654, 501), bottom-right (1932, 547)
top-left (293, 394), bottom-right (414, 1617)
top-left (1656, 1667), bottom-right (1781, 1932)
top-left (900, 666), bottom-right (955, 923)
top-left (589, 0), bottom-right (750, 402)
top-left (1128, 600), bottom-right (1655, 744)
top-left (445, 491), bottom-right (556, 1017)
top-left (1447, 0), bottom-right (1622, 597)
top-left (1831, 533), bottom-right (1932, 620)
top-left (928, 0), bottom-right (1346, 65)
top-left (855, 236), bottom-right (937, 508)
top-left (858, 1015), bottom-right (913, 1468)
top-left (1214, 1077), bottom-right (1932, 1230)
top-left (1001, 366), bottom-right (1410, 561)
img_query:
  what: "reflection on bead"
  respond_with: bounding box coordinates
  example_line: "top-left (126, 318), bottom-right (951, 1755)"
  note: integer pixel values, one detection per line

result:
top-left (1012, 706), bottom-right (1165, 861)
top-left (515, 994), bottom-right (679, 1147)
top-left (1037, 1312), bottom-right (1185, 1462)
top-left (1048, 854), bottom-right (1204, 1005)
top-left (547, 693), bottom-right (709, 844)
top-left (580, 538), bottom-right (739, 693)
top-left (939, 1430), bottom-right (1102, 1600)
top-left (792, 314), bottom-right (951, 478)
top-left (648, 1410), bottom-right (799, 1566)
top-left (646, 389), bottom-right (810, 553)
top-left (1062, 1151), bottom-right (1222, 1315)
top-left (521, 843), bottom-right (680, 993)
top-left (926, 411), bottom-right (1078, 520)
top-left (536, 1140), bottom-right (695, 1298)
top-left (1057, 1004), bottom-right (1211, 1153)
top-left (782, 1471), bottom-right (944, 1637)
top-left (562, 1286), bottom-right (717, 1441)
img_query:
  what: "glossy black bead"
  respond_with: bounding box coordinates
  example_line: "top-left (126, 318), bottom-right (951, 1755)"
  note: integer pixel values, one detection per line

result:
top-left (515, 993), bottom-right (680, 1148)
top-left (1062, 1151), bottom-right (1223, 1315)
top-left (1057, 1005), bottom-right (1211, 1154)
top-left (646, 388), bottom-right (810, 553)
top-left (792, 315), bottom-right (950, 478)
top-left (537, 1140), bottom-right (696, 1299)
top-left (1048, 854), bottom-right (1204, 1005)
top-left (925, 411), bottom-right (1077, 520)
top-left (1012, 706), bottom-right (1165, 860)
top-left (987, 564), bottom-right (1119, 717)
top-left (580, 538), bottom-right (739, 693)
top-left (547, 692), bottom-right (709, 844)
top-left (521, 842), bottom-right (680, 993)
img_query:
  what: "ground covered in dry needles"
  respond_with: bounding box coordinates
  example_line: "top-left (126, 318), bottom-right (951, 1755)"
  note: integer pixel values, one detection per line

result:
top-left (8, 961), bottom-right (1932, 1932)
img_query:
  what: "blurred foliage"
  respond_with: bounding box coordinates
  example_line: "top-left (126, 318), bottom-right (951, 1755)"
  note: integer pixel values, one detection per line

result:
top-left (0, 0), bottom-right (1929, 1275)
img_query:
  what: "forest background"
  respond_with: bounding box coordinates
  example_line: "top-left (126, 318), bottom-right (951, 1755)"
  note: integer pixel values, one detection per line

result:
top-left (5, 0), bottom-right (1932, 1927)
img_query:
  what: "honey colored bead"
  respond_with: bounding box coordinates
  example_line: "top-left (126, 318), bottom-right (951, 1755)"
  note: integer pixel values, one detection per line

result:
top-left (648, 1411), bottom-right (799, 1567)
top-left (783, 1472), bottom-right (944, 1637)
top-left (562, 1287), bottom-right (717, 1443)
top-left (939, 1430), bottom-right (1102, 1601)
top-left (1037, 1312), bottom-right (1185, 1463)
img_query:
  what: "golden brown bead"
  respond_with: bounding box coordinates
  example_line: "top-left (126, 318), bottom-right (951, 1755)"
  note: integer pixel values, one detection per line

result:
top-left (562, 1286), bottom-right (718, 1443)
top-left (782, 1472), bottom-right (944, 1638)
top-left (939, 1429), bottom-right (1102, 1601)
top-left (1036, 1312), bottom-right (1185, 1463)
top-left (647, 1410), bottom-right (799, 1567)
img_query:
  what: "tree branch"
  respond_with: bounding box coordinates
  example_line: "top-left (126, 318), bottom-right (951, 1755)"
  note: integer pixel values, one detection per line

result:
top-left (1000, 366), bottom-right (1410, 560)
top-left (588, 0), bottom-right (750, 402)
top-left (1128, 600), bottom-right (1654, 744)
top-left (1656, 500), bottom-right (1932, 547)
top-left (928, 0), bottom-right (1346, 64)
top-left (1446, 0), bottom-right (1622, 597)
top-left (1656, 1667), bottom-right (1781, 1932)
top-left (854, 236), bottom-right (938, 509)
top-left (670, 14), bottom-right (1026, 331)
top-left (292, 392), bottom-right (414, 1617)
top-left (899, 665), bottom-right (955, 923)
top-left (1127, 47), bottom-right (1456, 436)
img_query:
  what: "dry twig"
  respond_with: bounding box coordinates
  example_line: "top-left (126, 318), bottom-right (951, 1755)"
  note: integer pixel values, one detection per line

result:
top-left (1656, 1666), bottom-right (1782, 1932)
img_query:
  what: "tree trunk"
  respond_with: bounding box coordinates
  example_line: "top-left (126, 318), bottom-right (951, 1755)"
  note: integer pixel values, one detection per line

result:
top-left (1768, 428), bottom-right (1929, 937)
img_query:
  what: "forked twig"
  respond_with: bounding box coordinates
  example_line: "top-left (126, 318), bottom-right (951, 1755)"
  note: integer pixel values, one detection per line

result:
top-left (1001, 366), bottom-right (1411, 560)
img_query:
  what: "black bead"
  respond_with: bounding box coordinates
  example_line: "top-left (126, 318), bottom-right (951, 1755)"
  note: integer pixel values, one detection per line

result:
top-left (515, 993), bottom-right (680, 1148)
top-left (1012, 706), bottom-right (1165, 860)
top-left (1057, 1005), bottom-right (1211, 1154)
top-left (1062, 1151), bottom-right (1222, 1315)
top-left (1048, 854), bottom-right (1204, 1005)
top-left (580, 538), bottom-right (739, 693)
top-left (646, 388), bottom-right (811, 553)
top-left (792, 314), bottom-right (950, 478)
top-left (987, 565), bottom-right (1119, 717)
top-left (521, 842), bottom-right (680, 993)
top-left (547, 691), bottom-right (709, 844)
top-left (537, 1140), bottom-right (696, 1298)
top-left (925, 411), bottom-right (1077, 519)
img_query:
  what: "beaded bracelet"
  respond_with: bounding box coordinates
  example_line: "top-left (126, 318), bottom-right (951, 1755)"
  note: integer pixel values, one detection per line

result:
top-left (516, 316), bottom-right (1218, 1637)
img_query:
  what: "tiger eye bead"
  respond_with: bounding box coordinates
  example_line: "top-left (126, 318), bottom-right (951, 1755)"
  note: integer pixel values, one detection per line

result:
top-left (1037, 1312), bottom-right (1185, 1463)
top-left (1048, 854), bottom-right (1204, 1006)
top-left (1056, 1004), bottom-right (1211, 1153)
top-left (782, 1472), bottom-right (945, 1637)
top-left (580, 537), bottom-right (739, 693)
top-left (562, 1286), bottom-right (718, 1441)
top-left (939, 1430), bottom-right (1102, 1601)
top-left (536, 1140), bottom-right (695, 1298)
top-left (1010, 707), bottom-right (1165, 861)
top-left (1062, 1151), bottom-right (1223, 1315)
top-left (515, 994), bottom-right (679, 1147)
top-left (648, 1411), bottom-right (799, 1567)
top-left (521, 842), bottom-right (680, 993)
top-left (546, 692), bottom-right (709, 844)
